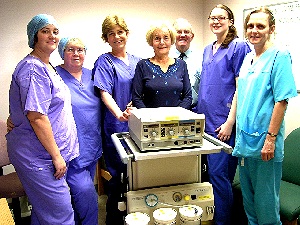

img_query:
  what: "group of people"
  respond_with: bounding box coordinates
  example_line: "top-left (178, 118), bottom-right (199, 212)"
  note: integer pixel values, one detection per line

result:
top-left (5, 3), bottom-right (297, 225)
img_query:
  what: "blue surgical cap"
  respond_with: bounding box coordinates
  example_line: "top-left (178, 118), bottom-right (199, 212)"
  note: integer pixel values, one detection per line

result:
top-left (58, 37), bottom-right (87, 60)
top-left (58, 37), bottom-right (70, 59)
top-left (27, 14), bottom-right (59, 49)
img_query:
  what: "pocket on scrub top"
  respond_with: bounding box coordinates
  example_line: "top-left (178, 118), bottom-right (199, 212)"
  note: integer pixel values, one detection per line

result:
top-left (239, 130), bottom-right (266, 154)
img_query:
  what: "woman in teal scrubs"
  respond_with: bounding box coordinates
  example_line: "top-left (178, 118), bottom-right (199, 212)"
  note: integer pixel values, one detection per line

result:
top-left (233, 7), bottom-right (297, 225)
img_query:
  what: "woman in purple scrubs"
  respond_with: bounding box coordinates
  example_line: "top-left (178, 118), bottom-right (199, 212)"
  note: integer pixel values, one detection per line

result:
top-left (92, 15), bottom-right (140, 225)
top-left (6, 14), bottom-right (79, 225)
top-left (197, 4), bottom-right (251, 225)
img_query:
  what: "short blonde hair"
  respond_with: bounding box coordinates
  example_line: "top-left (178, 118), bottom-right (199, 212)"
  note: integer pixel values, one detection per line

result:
top-left (67, 38), bottom-right (85, 48)
top-left (145, 21), bottom-right (176, 46)
top-left (101, 15), bottom-right (129, 42)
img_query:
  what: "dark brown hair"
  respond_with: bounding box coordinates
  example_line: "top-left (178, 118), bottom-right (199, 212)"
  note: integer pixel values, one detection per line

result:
top-left (211, 4), bottom-right (238, 48)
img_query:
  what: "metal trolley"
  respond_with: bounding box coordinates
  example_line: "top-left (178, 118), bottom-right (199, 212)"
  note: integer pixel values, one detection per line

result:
top-left (111, 132), bottom-right (232, 224)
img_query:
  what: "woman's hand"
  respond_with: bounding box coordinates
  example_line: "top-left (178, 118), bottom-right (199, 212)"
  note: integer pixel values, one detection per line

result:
top-left (27, 111), bottom-right (67, 179)
top-left (215, 121), bottom-right (233, 142)
top-left (116, 107), bottom-right (135, 121)
top-left (116, 111), bottom-right (130, 122)
top-left (101, 91), bottom-right (135, 122)
top-left (115, 101), bottom-right (136, 122)
top-left (52, 154), bottom-right (67, 179)
top-left (261, 136), bottom-right (275, 161)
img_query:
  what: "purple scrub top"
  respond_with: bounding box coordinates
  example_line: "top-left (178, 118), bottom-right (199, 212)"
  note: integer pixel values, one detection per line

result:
top-left (7, 55), bottom-right (79, 167)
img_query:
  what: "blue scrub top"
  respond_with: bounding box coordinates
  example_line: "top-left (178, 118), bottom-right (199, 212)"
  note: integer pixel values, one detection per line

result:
top-left (197, 38), bottom-right (251, 136)
top-left (233, 46), bottom-right (297, 161)
top-left (56, 66), bottom-right (102, 168)
top-left (92, 52), bottom-right (141, 140)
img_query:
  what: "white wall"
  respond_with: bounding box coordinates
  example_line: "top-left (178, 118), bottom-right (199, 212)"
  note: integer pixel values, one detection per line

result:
top-left (0, 0), bottom-right (204, 121)
top-left (201, 0), bottom-right (296, 46)
top-left (0, 0), bottom-right (299, 136)
top-left (202, 0), bottom-right (300, 137)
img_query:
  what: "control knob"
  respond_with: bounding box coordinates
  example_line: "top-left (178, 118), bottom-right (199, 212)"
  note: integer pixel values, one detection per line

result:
top-left (168, 129), bottom-right (175, 136)
top-left (150, 131), bottom-right (157, 138)
top-left (184, 129), bottom-right (190, 135)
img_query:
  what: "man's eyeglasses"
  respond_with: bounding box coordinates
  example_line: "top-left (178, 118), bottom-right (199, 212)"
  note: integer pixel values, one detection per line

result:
top-left (208, 16), bottom-right (229, 22)
top-left (65, 47), bottom-right (85, 54)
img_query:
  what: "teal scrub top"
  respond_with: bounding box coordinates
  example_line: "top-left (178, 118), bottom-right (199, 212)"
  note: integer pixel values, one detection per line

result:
top-left (233, 46), bottom-right (297, 161)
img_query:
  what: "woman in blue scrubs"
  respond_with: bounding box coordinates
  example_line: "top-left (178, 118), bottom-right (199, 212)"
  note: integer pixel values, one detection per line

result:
top-left (197, 4), bottom-right (251, 225)
top-left (92, 15), bottom-right (141, 225)
top-left (233, 7), bottom-right (297, 224)
top-left (57, 37), bottom-right (102, 225)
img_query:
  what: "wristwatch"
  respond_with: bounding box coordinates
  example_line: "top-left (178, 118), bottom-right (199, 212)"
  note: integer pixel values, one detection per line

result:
top-left (267, 132), bottom-right (277, 137)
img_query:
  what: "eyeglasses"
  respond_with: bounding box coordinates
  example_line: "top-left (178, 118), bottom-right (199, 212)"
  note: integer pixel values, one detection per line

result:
top-left (208, 16), bottom-right (229, 22)
top-left (65, 47), bottom-right (85, 54)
